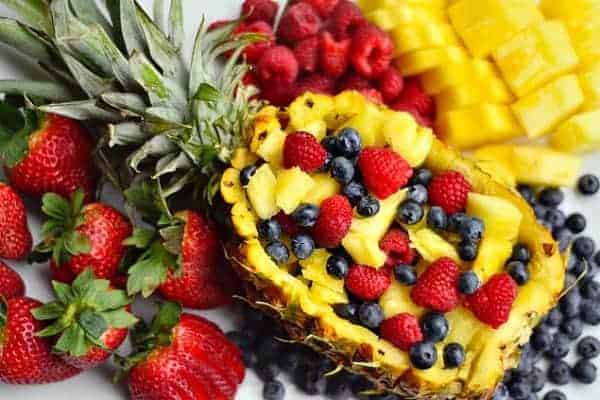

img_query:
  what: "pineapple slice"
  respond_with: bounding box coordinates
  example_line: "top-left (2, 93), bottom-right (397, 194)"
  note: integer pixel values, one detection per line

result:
top-left (255, 127), bottom-right (287, 167)
top-left (300, 249), bottom-right (345, 294)
top-left (230, 148), bottom-right (259, 170)
top-left (473, 159), bottom-right (517, 188)
top-left (231, 202), bottom-right (259, 239)
top-left (304, 173), bottom-right (341, 206)
top-left (511, 74), bottom-right (584, 138)
top-left (275, 167), bottom-right (315, 214)
top-left (396, 46), bottom-right (468, 76)
top-left (247, 164), bottom-right (279, 219)
top-left (327, 91), bottom-right (368, 129)
top-left (251, 106), bottom-right (281, 152)
top-left (421, 59), bottom-right (507, 96)
top-left (380, 110), bottom-right (433, 167)
top-left (407, 228), bottom-right (460, 263)
top-left (338, 101), bottom-right (385, 147)
top-left (578, 63), bottom-right (600, 111)
top-left (288, 92), bottom-right (335, 133)
top-left (550, 110), bottom-right (600, 153)
top-left (367, 4), bottom-right (447, 32)
top-left (310, 284), bottom-right (348, 305)
top-left (220, 168), bottom-right (246, 205)
top-left (391, 23), bottom-right (458, 56)
top-left (379, 281), bottom-right (426, 319)
top-left (434, 80), bottom-right (514, 114)
top-left (539, 0), bottom-right (600, 20)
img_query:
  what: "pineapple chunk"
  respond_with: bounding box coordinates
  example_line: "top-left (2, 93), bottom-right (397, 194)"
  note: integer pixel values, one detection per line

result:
top-left (275, 167), bottom-right (315, 214)
top-left (220, 168), bottom-right (246, 204)
top-left (288, 92), bottom-right (335, 132)
top-left (247, 164), bottom-right (279, 219)
top-left (231, 202), bottom-right (258, 239)
top-left (434, 79), bottom-right (514, 114)
top-left (342, 190), bottom-right (406, 268)
top-left (328, 91), bottom-right (368, 129)
top-left (300, 249), bottom-right (345, 294)
top-left (304, 173), bottom-right (341, 206)
top-left (255, 127), bottom-right (287, 167)
top-left (550, 110), bottom-right (600, 153)
top-left (381, 111), bottom-right (433, 167)
top-left (421, 59), bottom-right (505, 96)
top-left (230, 148), bottom-right (258, 170)
top-left (467, 193), bottom-right (522, 242)
top-left (561, 12), bottom-right (600, 68)
top-left (310, 283), bottom-right (348, 305)
top-left (366, 4), bottom-right (447, 32)
top-left (492, 21), bottom-right (579, 97)
top-left (396, 46), bottom-right (468, 76)
top-left (392, 23), bottom-right (458, 55)
top-left (251, 106), bottom-right (280, 152)
top-left (466, 336), bottom-right (504, 393)
top-left (472, 240), bottom-right (513, 283)
top-left (339, 101), bottom-right (385, 147)
top-left (380, 281), bottom-right (425, 318)
top-left (539, 0), bottom-right (600, 20)
top-left (473, 159), bottom-right (517, 188)
top-left (578, 63), bottom-right (600, 111)
top-left (295, 119), bottom-right (327, 141)
top-left (407, 228), bottom-right (460, 263)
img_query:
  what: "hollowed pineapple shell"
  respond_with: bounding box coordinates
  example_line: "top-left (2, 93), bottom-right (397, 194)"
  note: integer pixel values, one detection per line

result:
top-left (220, 92), bottom-right (564, 400)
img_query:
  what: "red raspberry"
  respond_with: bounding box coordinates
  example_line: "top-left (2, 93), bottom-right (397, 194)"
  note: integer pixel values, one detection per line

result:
top-left (283, 131), bottom-right (327, 172)
top-left (208, 20), bottom-right (232, 31)
top-left (300, 0), bottom-right (339, 18)
top-left (345, 265), bottom-right (391, 301)
top-left (242, 0), bottom-right (279, 25)
top-left (278, 3), bottom-right (322, 43)
top-left (378, 67), bottom-right (404, 103)
top-left (380, 313), bottom-right (423, 351)
top-left (330, 0), bottom-right (367, 40)
top-left (257, 45), bottom-right (299, 85)
top-left (259, 83), bottom-right (296, 106)
top-left (428, 171), bottom-right (472, 214)
top-left (319, 31), bottom-right (351, 79)
top-left (358, 147), bottom-right (413, 199)
top-left (351, 25), bottom-right (394, 79)
top-left (293, 36), bottom-right (320, 74)
top-left (391, 102), bottom-right (433, 127)
top-left (465, 273), bottom-right (518, 329)
top-left (313, 195), bottom-right (353, 248)
top-left (235, 21), bottom-right (275, 63)
top-left (338, 72), bottom-right (372, 92)
top-left (380, 229), bottom-right (415, 267)
top-left (394, 78), bottom-right (435, 118)
top-left (410, 257), bottom-right (461, 313)
top-left (358, 88), bottom-right (384, 104)
top-left (294, 74), bottom-right (336, 98)
top-left (242, 71), bottom-right (259, 87)
top-left (275, 211), bottom-right (301, 236)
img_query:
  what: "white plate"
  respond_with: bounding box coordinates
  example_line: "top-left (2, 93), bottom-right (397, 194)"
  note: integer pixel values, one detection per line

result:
top-left (0, 1), bottom-right (599, 399)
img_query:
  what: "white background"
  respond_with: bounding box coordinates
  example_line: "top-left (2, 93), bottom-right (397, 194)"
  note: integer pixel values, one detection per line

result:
top-left (0, 1), bottom-right (599, 399)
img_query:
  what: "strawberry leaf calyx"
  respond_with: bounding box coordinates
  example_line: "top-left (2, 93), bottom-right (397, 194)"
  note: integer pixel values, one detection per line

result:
top-left (126, 240), bottom-right (176, 298)
top-left (0, 100), bottom-right (43, 168)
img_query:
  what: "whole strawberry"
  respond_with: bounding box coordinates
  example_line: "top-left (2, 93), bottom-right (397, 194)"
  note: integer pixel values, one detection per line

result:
top-left (0, 262), bottom-right (25, 300)
top-left (379, 228), bottom-right (415, 267)
top-left (117, 302), bottom-right (245, 400)
top-left (345, 264), bottom-right (391, 301)
top-left (284, 131), bottom-right (327, 172)
top-left (428, 171), bottom-right (472, 214)
top-left (31, 269), bottom-right (137, 370)
top-left (32, 190), bottom-right (132, 285)
top-left (0, 183), bottom-right (31, 260)
top-left (380, 313), bottom-right (423, 351)
top-left (358, 147), bottom-right (413, 199)
top-left (313, 194), bottom-right (353, 248)
top-left (465, 273), bottom-right (518, 329)
top-left (411, 257), bottom-right (461, 313)
top-left (0, 297), bottom-right (81, 384)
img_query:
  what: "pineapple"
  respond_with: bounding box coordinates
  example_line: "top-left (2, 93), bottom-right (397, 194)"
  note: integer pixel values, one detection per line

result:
top-left (550, 110), bottom-right (600, 153)
top-left (391, 22), bottom-right (459, 56)
top-left (578, 63), bottom-right (600, 111)
top-left (275, 167), bottom-right (315, 214)
top-left (396, 46), bottom-right (468, 76)
top-left (247, 164), bottom-right (279, 220)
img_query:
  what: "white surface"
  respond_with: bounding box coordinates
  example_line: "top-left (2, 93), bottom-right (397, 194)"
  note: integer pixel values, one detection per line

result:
top-left (0, 1), bottom-right (599, 399)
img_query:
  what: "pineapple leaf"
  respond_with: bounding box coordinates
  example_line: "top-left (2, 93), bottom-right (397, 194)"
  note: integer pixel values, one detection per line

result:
top-left (0, 80), bottom-right (78, 102)
top-left (39, 100), bottom-right (124, 121)
top-left (0, 18), bottom-right (55, 65)
top-left (101, 92), bottom-right (147, 115)
top-left (0, 0), bottom-right (52, 33)
top-left (145, 106), bottom-right (185, 125)
top-left (108, 122), bottom-right (149, 147)
top-left (69, 0), bottom-right (113, 39)
top-left (168, 0), bottom-right (183, 52)
top-left (153, 152), bottom-right (191, 179)
top-left (152, 0), bottom-right (167, 34)
top-left (60, 52), bottom-right (118, 98)
top-left (115, 0), bottom-right (146, 56)
top-left (128, 134), bottom-right (177, 172)
top-left (193, 83), bottom-right (221, 102)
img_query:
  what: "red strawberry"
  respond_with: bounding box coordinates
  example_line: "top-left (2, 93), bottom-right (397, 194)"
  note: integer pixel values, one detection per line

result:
top-left (275, 211), bottom-right (301, 236)
top-left (1, 111), bottom-right (96, 202)
top-left (380, 313), bottom-right (423, 351)
top-left (300, 0), bottom-right (339, 18)
top-left (465, 273), bottom-right (518, 329)
top-left (120, 302), bottom-right (245, 400)
top-left (350, 25), bottom-right (394, 78)
top-left (278, 2), bottom-right (322, 43)
top-left (378, 67), bottom-right (404, 103)
top-left (394, 78), bottom-right (435, 118)
top-left (379, 229), bottom-right (415, 267)
top-left (293, 36), bottom-right (320, 74)
top-left (313, 195), bottom-right (353, 248)
top-left (345, 265), bottom-right (391, 301)
top-left (0, 182), bottom-right (32, 260)
top-left (0, 262), bottom-right (24, 300)
top-left (234, 21), bottom-right (275, 64)
top-left (294, 74), bottom-right (336, 98)
top-left (428, 171), bottom-right (472, 214)
top-left (242, 0), bottom-right (279, 25)
top-left (358, 147), bottom-right (413, 199)
top-left (31, 269), bottom-right (136, 370)
top-left (330, 0), bottom-right (367, 40)
top-left (411, 257), bottom-right (461, 313)
top-left (257, 45), bottom-right (299, 85)
top-left (338, 72), bottom-right (372, 92)
top-left (320, 31), bottom-right (351, 78)
top-left (283, 131), bottom-right (327, 172)
top-left (0, 297), bottom-right (81, 384)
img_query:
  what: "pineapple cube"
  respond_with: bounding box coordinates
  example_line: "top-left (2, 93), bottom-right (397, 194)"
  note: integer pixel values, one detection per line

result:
top-left (473, 159), bottom-right (517, 188)
top-left (246, 163), bottom-right (279, 219)
top-left (339, 101), bottom-right (385, 147)
top-left (288, 92), bottom-right (335, 132)
top-left (467, 194), bottom-right (522, 242)
top-left (448, 0), bottom-right (543, 58)
top-left (310, 284), bottom-right (348, 305)
top-left (434, 79), bottom-right (514, 114)
top-left (578, 63), bottom-right (600, 111)
top-left (379, 281), bottom-right (426, 319)
top-left (381, 111), bottom-right (434, 167)
top-left (539, 0), bottom-right (600, 20)
top-left (230, 148), bottom-right (259, 170)
top-left (565, 18), bottom-right (600, 69)
top-left (254, 127), bottom-right (287, 167)
top-left (407, 228), bottom-right (460, 263)
top-left (251, 106), bottom-right (280, 152)
top-left (392, 23), bottom-right (458, 56)
top-left (436, 104), bottom-right (523, 149)
top-left (421, 59), bottom-right (505, 96)
top-left (367, 3), bottom-right (447, 32)
top-left (328, 91), bottom-right (368, 129)
top-left (550, 110), bottom-right (600, 153)
top-left (295, 119), bottom-right (327, 142)
top-left (492, 21), bottom-right (579, 97)
top-left (304, 173), bottom-right (341, 206)
top-left (396, 46), bottom-right (468, 76)
top-left (300, 249), bottom-right (345, 294)
top-left (275, 167), bottom-right (315, 214)
top-left (472, 240), bottom-right (513, 282)
top-left (511, 75), bottom-right (584, 138)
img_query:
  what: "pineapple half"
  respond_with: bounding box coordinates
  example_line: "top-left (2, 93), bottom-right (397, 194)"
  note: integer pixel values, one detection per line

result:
top-left (220, 91), bottom-right (565, 399)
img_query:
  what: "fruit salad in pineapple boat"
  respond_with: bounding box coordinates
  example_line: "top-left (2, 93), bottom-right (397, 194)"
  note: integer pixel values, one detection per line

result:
top-left (220, 91), bottom-right (564, 399)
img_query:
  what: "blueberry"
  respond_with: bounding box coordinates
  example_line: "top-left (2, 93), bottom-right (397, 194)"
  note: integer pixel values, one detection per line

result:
top-left (258, 219), bottom-right (282, 241)
top-left (242, 348), bottom-right (258, 367)
top-left (406, 184), bottom-right (428, 204)
top-left (530, 367), bottom-right (546, 393)
top-left (578, 174), bottom-right (599, 195)
top-left (595, 251), bottom-right (600, 267)
top-left (257, 337), bottom-right (284, 361)
top-left (517, 185), bottom-right (536, 204)
top-left (240, 165), bottom-right (258, 186)
top-left (447, 212), bottom-right (469, 233)
top-left (443, 343), bottom-right (465, 368)
top-left (291, 234), bottom-right (315, 260)
top-left (357, 195), bottom-right (380, 217)
top-left (278, 349), bottom-right (302, 372)
top-left (358, 302), bottom-right (384, 329)
top-left (492, 383), bottom-right (510, 400)
top-left (530, 329), bottom-right (553, 352)
top-left (226, 331), bottom-right (254, 350)
top-left (333, 303), bottom-right (358, 322)
top-left (326, 255), bottom-right (349, 279)
top-left (507, 376), bottom-right (532, 400)
top-left (321, 136), bottom-right (339, 154)
top-left (397, 200), bottom-right (424, 225)
top-left (515, 344), bottom-right (537, 376)
top-left (320, 152), bottom-right (333, 172)
top-left (568, 256), bottom-right (588, 277)
top-left (538, 188), bottom-right (564, 207)
top-left (336, 128), bottom-right (362, 158)
top-left (578, 336), bottom-right (600, 359)
top-left (548, 360), bottom-right (571, 385)
top-left (545, 307), bottom-right (564, 327)
top-left (330, 157), bottom-right (355, 184)
top-left (572, 359), bottom-right (597, 384)
top-left (325, 372), bottom-right (353, 399)
top-left (566, 212), bottom-right (587, 234)
top-left (553, 228), bottom-right (573, 253)
top-left (295, 368), bottom-right (326, 395)
top-left (343, 181), bottom-right (367, 205)
top-left (534, 205), bottom-right (548, 220)
top-left (410, 168), bottom-right (433, 187)
top-left (560, 317), bottom-right (583, 340)
top-left (427, 206), bottom-right (448, 230)
top-left (394, 264), bottom-right (417, 286)
top-left (292, 204), bottom-right (320, 228)
top-left (420, 312), bottom-right (449, 343)
top-left (559, 290), bottom-right (582, 318)
top-left (507, 261), bottom-right (530, 286)
top-left (573, 236), bottom-right (596, 259)
top-left (263, 379), bottom-right (285, 400)
top-left (458, 240), bottom-right (478, 262)
top-left (545, 208), bottom-right (566, 229)
top-left (458, 271), bottom-right (481, 295)
top-left (409, 342), bottom-right (438, 370)
top-left (509, 244), bottom-right (531, 264)
top-left (581, 279), bottom-right (600, 300)
top-left (543, 390), bottom-right (567, 400)
top-left (257, 361), bottom-right (281, 381)
top-left (545, 333), bottom-right (570, 359)
top-left (350, 375), bottom-right (376, 394)
top-left (581, 299), bottom-right (600, 325)
top-left (266, 241), bottom-right (290, 264)
top-left (459, 217), bottom-right (485, 243)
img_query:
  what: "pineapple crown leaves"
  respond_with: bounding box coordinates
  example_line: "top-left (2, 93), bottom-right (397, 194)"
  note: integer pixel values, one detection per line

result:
top-left (0, 98), bottom-right (44, 167)
top-left (31, 268), bottom-right (138, 358)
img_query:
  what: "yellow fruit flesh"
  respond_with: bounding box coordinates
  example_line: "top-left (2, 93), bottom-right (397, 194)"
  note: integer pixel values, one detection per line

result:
top-left (396, 46), bottom-right (468, 76)
top-left (300, 249), bottom-right (345, 295)
top-left (380, 110), bottom-right (433, 167)
top-left (338, 101), bottom-right (385, 147)
top-left (406, 228), bottom-right (460, 263)
top-left (578, 63), bottom-right (600, 111)
top-left (247, 163), bottom-right (279, 219)
top-left (288, 92), bottom-right (335, 133)
top-left (392, 22), bottom-right (458, 55)
top-left (379, 281), bottom-right (426, 319)
top-left (304, 173), bottom-right (341, 206)
top-left (550, 110), bottom-right (600, 152)
top-left (434, 81), bottom-right (514, 114)
top-left (275, 167), bottom-right (315, 214)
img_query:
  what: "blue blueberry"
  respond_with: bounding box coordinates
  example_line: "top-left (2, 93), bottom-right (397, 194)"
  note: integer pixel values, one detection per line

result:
top-left (572, 359), bottom-right (597, 384)
top-left (357, 195), bottom-right (380, 217)
top-left (394, 264), bottom-right (417, 286)
top-left (242, 348), bottom-right (258, 367)
top-left (336, 128), bottom-right (362, 158)
top-left (545, 208), bottom-right (566, 229)
top-left (561, 317), bottom-right (584, 340)
top-left (595, 251), bottom-right (600, 266)
top-left (553, 228), bottom-right (573, 253)
top-left (544, 307), bottom-right (564, 327)
top-left (543, 390), bottom-right (567, 400)
top-left (530, 329), bottom-right (552, 352)
top-left (257, 337), bottom-right (284, 362)
top-left (226, 331), bottom-right (254, 350)
top-left (459, 217), bottom-right (485, 243)
top-left (397, 200), bottom-right (424, 225)
top-left (443, 343), bottom-right (465, 368)
top-left (447, 212), bottom-right (469, 233)
top-left (538, 188), bottom-right (564, 207)
top-left (295, 368), bottom-right (326, 395)
top-left (577, 336), bottom-right (600, 359)
top-left (406, 184), bottom-right (428, 204)
top-left (581, 279), bottom-right (600, 300)
top-left (507, 261), bottom-right (530, 286)
top-left (508, 376), bottom-right (532, 400)
top-left (544, 332), bottom-right (570, 360)
top-left (578, 174), bottom-right (599, 195)
top-left (263, 380), bottom-right (285, 400)
top-left (581, 299), bottom-right (600, 325)
top-left (427, 206), bottom-right (448, 230)
top-left (534, 205), bottom-right (548, 220)
top-left (240, 165), bottom-right (257, 186)
top-left (568, 256), bottom-right (587, 277)
top-left (325, 372), bottom-right (353, 399)
top-left (358, 302), bottom-right (384, 329)
top-left (320, 152), bottom-right (333, 172)
top-left (410, 168), bottom-right (433, 187)
top-left (566, 212), bottom-right (587, 234)
top-left (266, 241), bottom-right (290, 264)
top-left (343, 181), bottom-right (367, 205)
top-left (511, 244), bottom-right (531, 264)
top-left (420, 312), bottom-right (449, 343)
top-left (573, 236), bottom-right (596, 259)
top-left (291, 234), bottom-right (315, 260)
top-left (530, 367), bottom-right (546, 393)
top-left (321, 136), bottom-right (339, 154)
top-left (492, 384), bottom-right (509, 400)
top-left (292, 204), bottom-right (320, 228)
top-left (458, 240), bottom-right (479, 262)
top-left (548, 360), bottom-right (571, 385)
top-left (326, 255), bottom-right (349, 279)
top-left (331, 157), bottom-right (356, 184)
top-left (258, 219), bottom-right (282, 241)
top-left (409, 342), bottom-right (438, 370)
top-left (517, 184), bottom-right (536, 204)
top-left (559, 290), bottom-right (582, 318)
top-left (257, 361), bottom-right (281, 381)
top-left (278, 349), bottom-right (302, 372)
top-left (459, 271), bottom-right (481, 295)
top-left (333, 303), bottom-right (358, 322)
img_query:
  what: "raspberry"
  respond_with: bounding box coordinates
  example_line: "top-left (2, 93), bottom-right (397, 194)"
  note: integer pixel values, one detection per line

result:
top-left (319, 31), bottom-right (351, 78)
top-left (378, 67), bottom-right (404, 103)
top-left (294, 74), bottom-right (336, 98)
top-left (208, 20), bottom-right (232, 31)
top-left (275, 211), bottom-right (301, 236)
top-left (379, 229), bottom-right (415, 267)
top-left (380, 313), bottom-right (423, 351)
top-left (428, 171), bottom-right (472, 214)
top-left (283, 131), bottom-right (327, 172)
top-left (259, 83), bottom-right (296, 106)
top-left (394, 78), bottom-right (435, 118)
top-left (345, 265), bottom-right (391, 301)
top-left (313, 195), bottom-right (353, 248)
top-left (358, 88), bottom-right (384, 104)
top-left (358, 147), bottom-right (413, 199)
top-left (330, 0), bottom-right (367, 40)
top-left (242, 71), bottom-right (259, 87)
top-left (257, 45), bottom-right (299, 85)
top-left (465, 273), bottom-right (518, 329)
top-left (300, 0), bottom-right (339, 18)
top-left (338, 72), bottom-right (372, 92)
top-left (293, 36), bottom-right (320, 74)
top-left (242, 0), bottom-right (279, 25)
top-left (278, 3), bottom-right (322, 43)
top-left (391, 102), bottom-right (433, 127)
top-left (235, 21), bottom-right (275, 63)
top-left (351, 25), bottom-right (394, 78)
top-left (411, 257), bottom-right (461, 313)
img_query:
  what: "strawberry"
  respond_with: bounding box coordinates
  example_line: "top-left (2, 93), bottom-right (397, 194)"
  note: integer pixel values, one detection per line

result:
top-left (117, 302), bottom-right (245, 400)
top-left (31, 269), bottom-right (137, 370)
top-left (242, 0), bottom-right (279, 25)
top-left (293, 35), bottom-right (320, 74)
top-left (0, 105), bottom-right (96, 202)
top-left (0, 297), bottom-right (81, 384)
top-left (313, 195), bottom-right (353, 248)
top-left (379, 228), bottom-right (415, 267)
top-left (234, 21), bottom-right (275, 64)
top-left (0, 182), bottom-right (31, 260)
top-left (0, 262), bottom-right (24, 300)
top-left (350, 25), bottom-right (394, 78)
top-left (257, 45), bottom-right (299, 85)
top-left (428, 171), bottom-right (472, 214)
top-left (330, 0), bottom-right (367, 40)
top-left (294, 74), bottom-right (336, 98)
top-left (345, 265), bottom-right (391, 301)
top-left (380, 313), bottom-right (423, 351)
top-left (278, 2), bottom-right (322, 43)
top-left (358, 147), bottom-right (413, 199)
top-left (394, 77), bottom-right (435, 118)
top-left (32, 190), bottom-right (132, 285)
top-left (319, 31), bottom-right (352, 78)
top-left (300, 0), bottom-right (339, 18)
top-left (283, 131), bottom-right (327, 172)
top-left (411, 257), bottom-right (461, 313)
top-left (378, 67), bottom-right (404, 103)
top-left (465, 273), bottom-right (518, 329)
